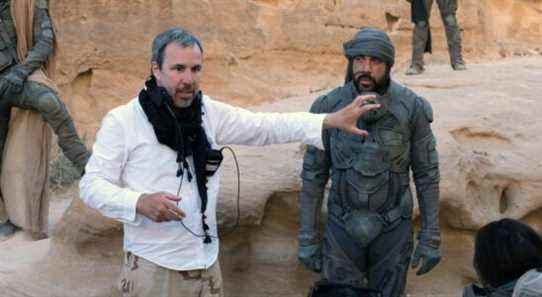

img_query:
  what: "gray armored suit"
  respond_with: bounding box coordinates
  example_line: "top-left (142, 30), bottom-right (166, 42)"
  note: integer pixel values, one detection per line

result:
top-left (410, 0), bottom-right (465, 71)
top-left (299, 81), bottom-right (440, 296)
top-left (0, 0), bottom-right (89, 172)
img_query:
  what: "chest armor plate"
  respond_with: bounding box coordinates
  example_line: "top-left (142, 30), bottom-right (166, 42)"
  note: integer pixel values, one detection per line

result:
top-left (330, 112), bottom-right (410, 212)
top-left (330, 112), bottom-right (409, 172)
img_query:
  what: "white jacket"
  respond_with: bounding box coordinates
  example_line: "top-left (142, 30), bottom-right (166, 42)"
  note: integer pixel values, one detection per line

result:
top-left (80, 95), bottom-right (325, 271)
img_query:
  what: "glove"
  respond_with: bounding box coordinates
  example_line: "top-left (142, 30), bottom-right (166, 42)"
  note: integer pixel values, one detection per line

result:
top-left (1, 66), bottom-right (30, 96)
top-left (298, 243), bottom-right (322, 273)
top-left (411, 240), bottom-right (441, 275)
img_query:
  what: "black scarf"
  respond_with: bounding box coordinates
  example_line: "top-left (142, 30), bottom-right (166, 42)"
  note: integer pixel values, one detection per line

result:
top-left (344, 60), bottom-right (391, 96)
top-left (138, 76), bottom-right (212, 242)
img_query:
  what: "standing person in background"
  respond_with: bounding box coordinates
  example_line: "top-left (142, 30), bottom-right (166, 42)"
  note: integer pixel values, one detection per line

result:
top-left (405, 0), bottom-right (467, 75)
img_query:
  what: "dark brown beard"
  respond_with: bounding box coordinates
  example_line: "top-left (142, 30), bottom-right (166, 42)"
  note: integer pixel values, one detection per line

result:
top-left (354, 72), bottom-right (390, 94)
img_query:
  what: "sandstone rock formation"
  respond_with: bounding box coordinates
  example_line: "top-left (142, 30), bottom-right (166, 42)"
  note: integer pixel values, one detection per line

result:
top-left (1, 1), bottom-right (542, 297)
top-left (49, 0), bottom-right (542, 144)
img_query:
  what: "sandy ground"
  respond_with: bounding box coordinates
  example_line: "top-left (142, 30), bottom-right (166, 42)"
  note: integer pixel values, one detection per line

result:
top-left (0, 185), bottom-right (74, 271)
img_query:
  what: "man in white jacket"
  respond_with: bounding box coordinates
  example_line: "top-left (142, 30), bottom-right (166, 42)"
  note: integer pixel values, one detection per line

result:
top-left (80, 27), bottom-right (379, 297)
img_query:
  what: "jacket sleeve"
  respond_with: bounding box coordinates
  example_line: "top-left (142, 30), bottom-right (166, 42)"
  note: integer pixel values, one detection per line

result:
top-left (79, 112), bottom-right (143, 225)
top-left (208, 97), bottom-right (326, 150)
top-left (410, 97), bottom-right (440, 246)
top-left (298, 95), bottom-right (332, 245)
top-left (17, 3), bottom-right (54, 78)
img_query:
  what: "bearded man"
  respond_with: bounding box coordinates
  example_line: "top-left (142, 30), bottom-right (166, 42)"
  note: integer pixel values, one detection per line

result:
top-left (298, 28), bottom-right (441, 297)
top-left (0, 0), bottom-right (90, 238)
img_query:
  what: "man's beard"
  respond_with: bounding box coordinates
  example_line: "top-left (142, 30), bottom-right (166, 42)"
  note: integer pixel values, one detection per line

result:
top-left (174, 96), bottom-right (194, 109)
top-left (172, 85), bottom-right (196, 109)
top-left (354, 72), bottom-right (390, 94)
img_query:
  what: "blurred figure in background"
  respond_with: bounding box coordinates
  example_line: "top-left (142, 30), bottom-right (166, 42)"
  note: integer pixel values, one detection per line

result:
top-left (405, 0), bottom-right (466, 75)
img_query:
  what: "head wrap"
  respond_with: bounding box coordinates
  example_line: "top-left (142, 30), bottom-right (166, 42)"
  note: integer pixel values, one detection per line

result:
top-left (343, 28), bottom-right (395, 66)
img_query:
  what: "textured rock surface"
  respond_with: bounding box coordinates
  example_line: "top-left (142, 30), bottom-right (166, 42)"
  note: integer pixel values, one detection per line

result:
top-left (49, 0), bottom-right (542, 144)
top-left (1, 0), bottom-right (542, 296)
top-left (417, 58), bottom-right (542, 230)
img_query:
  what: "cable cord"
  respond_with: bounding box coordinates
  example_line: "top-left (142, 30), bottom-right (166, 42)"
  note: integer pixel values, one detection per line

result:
top-left (217, 146), bottom-right (241, 237)
top-left (175, 146), bottom-right (241, 242)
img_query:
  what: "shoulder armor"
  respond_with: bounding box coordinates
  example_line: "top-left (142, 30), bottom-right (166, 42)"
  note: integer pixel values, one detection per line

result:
top-left (309, 85), bottom-right (348, 113)
top-left (418, 96), bottom-right (434, 123)
top-left (309, 95), bottom-right (329, 114)
top-left (387, 82), bottom-right (416, 125)
top-left (389, 82), bottom-right (416, 113)
top-left (388, 81), bottom-right (433, 123)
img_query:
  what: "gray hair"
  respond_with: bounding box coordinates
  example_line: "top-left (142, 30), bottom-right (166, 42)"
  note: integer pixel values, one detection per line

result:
top-left (151, 27), bottom-right (203, 69)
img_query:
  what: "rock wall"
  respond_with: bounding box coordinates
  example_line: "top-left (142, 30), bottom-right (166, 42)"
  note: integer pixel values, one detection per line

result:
top-left (49, 0), bottom-right (542, 143)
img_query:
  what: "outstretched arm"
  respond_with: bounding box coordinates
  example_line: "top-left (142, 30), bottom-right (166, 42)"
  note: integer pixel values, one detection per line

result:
top-left (210, 94), bottom-right (379, 149)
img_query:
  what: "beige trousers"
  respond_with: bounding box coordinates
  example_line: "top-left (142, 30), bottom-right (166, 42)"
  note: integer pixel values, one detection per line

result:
top-left (116, 252), bottom-right (223, 297)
